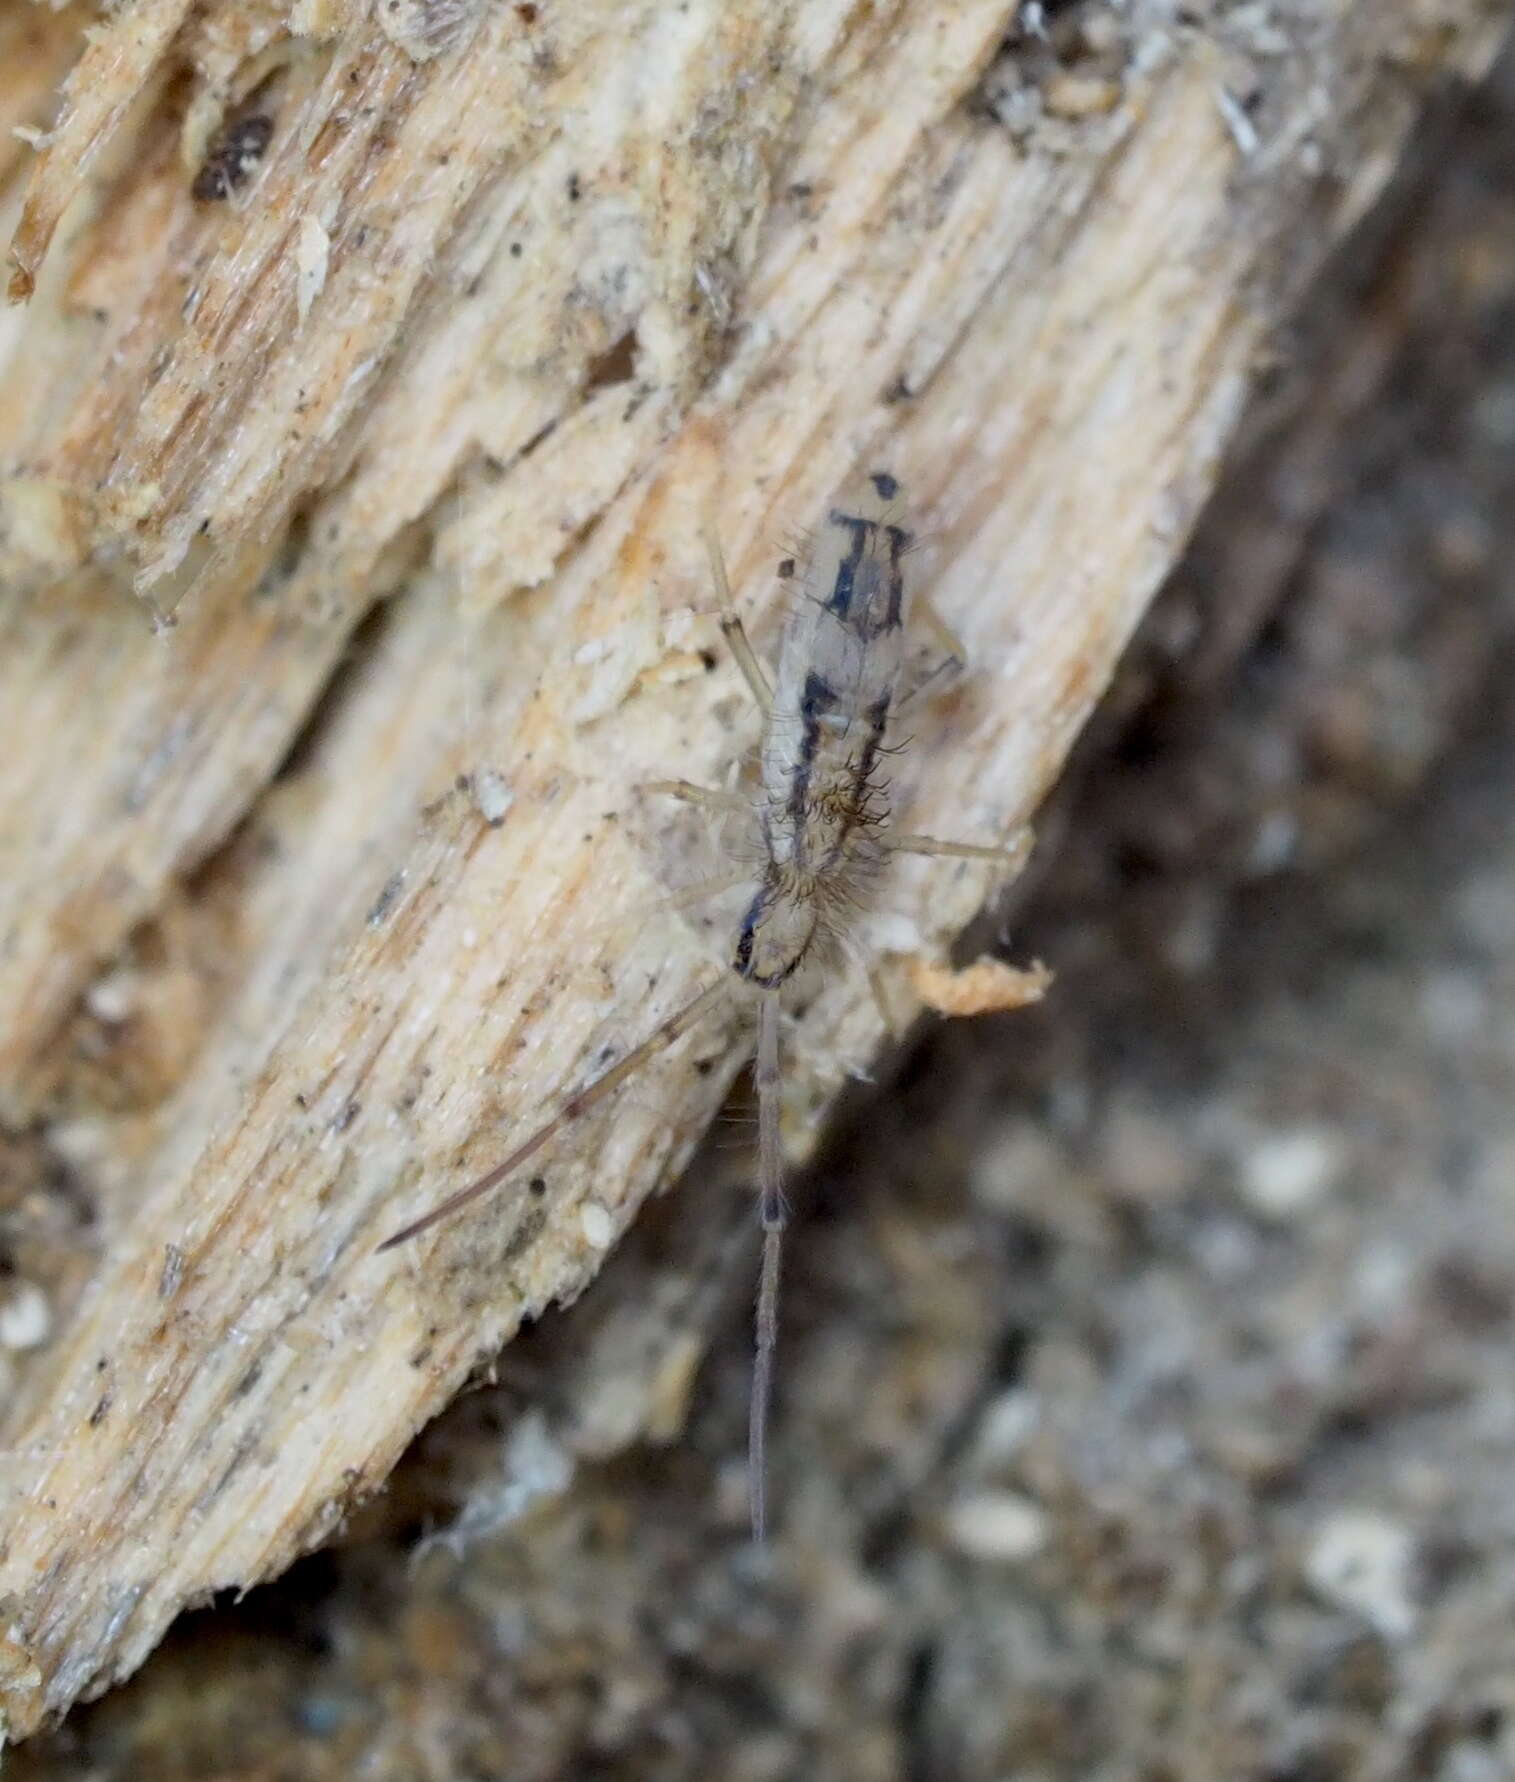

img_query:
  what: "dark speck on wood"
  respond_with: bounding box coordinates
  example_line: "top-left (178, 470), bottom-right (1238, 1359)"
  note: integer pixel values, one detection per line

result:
top-left (367, 871), bottom-right (405, 926)
top-left (193, 116), bottom-right (274, 202)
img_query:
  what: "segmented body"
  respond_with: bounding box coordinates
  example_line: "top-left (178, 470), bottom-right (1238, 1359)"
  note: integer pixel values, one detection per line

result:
top-left (731, 472), bottom-right (913, 1533)
top-left (737, 473), bottom-right (910, 990)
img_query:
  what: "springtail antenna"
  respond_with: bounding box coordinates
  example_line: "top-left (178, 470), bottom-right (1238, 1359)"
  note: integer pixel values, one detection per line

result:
top-left (378, 976), bottom-right (731, 1251)
top-left (749, 989), bottom-right (787, 1542)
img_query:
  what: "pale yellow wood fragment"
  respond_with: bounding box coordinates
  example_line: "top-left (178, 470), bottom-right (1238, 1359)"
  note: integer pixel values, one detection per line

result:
top-left (909, 957), bottom-right (1054, 1020)
top-left (0, 0), bottom-right (1508, 1744)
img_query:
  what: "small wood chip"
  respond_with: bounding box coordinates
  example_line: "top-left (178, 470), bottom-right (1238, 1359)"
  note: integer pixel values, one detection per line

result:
top-left (908, 955), bottom-right (1053, 1018)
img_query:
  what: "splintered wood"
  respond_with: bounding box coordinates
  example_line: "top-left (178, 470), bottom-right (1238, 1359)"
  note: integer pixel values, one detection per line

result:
top-left (0, 0), bottom-right (1507, 1744)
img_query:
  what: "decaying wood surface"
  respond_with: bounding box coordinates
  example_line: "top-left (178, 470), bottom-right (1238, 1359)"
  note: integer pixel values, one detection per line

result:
top-left (0, 0), bottom-right (1506, 1743)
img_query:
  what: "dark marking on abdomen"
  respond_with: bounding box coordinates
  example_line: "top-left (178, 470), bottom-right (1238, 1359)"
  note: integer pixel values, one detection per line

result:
top-left (873, 525), bottom-right (908, 636)
top-left (824, 514), bottom-right (870, 619)
top-left (788, 670), bottom-right (840, 830)
top-left (823, 514), bottom-right (909, 638)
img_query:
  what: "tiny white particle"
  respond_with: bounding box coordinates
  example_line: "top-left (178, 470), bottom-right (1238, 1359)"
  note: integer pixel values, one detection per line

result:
top-left (569, 614), bottom-right (660, 723)
top-left (943, 1490), bottom-right (1048, 1562)
top-left (85, 967), bottom-right (141, 1025)
top-left (1304, 1510), bottom-right (1416, 1640)
top-left (579, 1202), bottom-right (614, 1250)
top-left (0, 1279), bottom-right (52, 1352)
top-left (471, 766), bottom-right (514, 826)
top-left (295, 213), bottom-right (330, 326)
top-left (1215, 85), bottom-right (1260, 158)
top-left (968, 1388), bottom-right (1041, 1466)
top-left (1238, 1127), bottom-right (1344, 1219)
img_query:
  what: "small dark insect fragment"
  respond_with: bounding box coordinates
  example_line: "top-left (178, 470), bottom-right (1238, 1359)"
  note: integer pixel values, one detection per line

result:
top-left (193, 115), bottom-right (274, 202)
